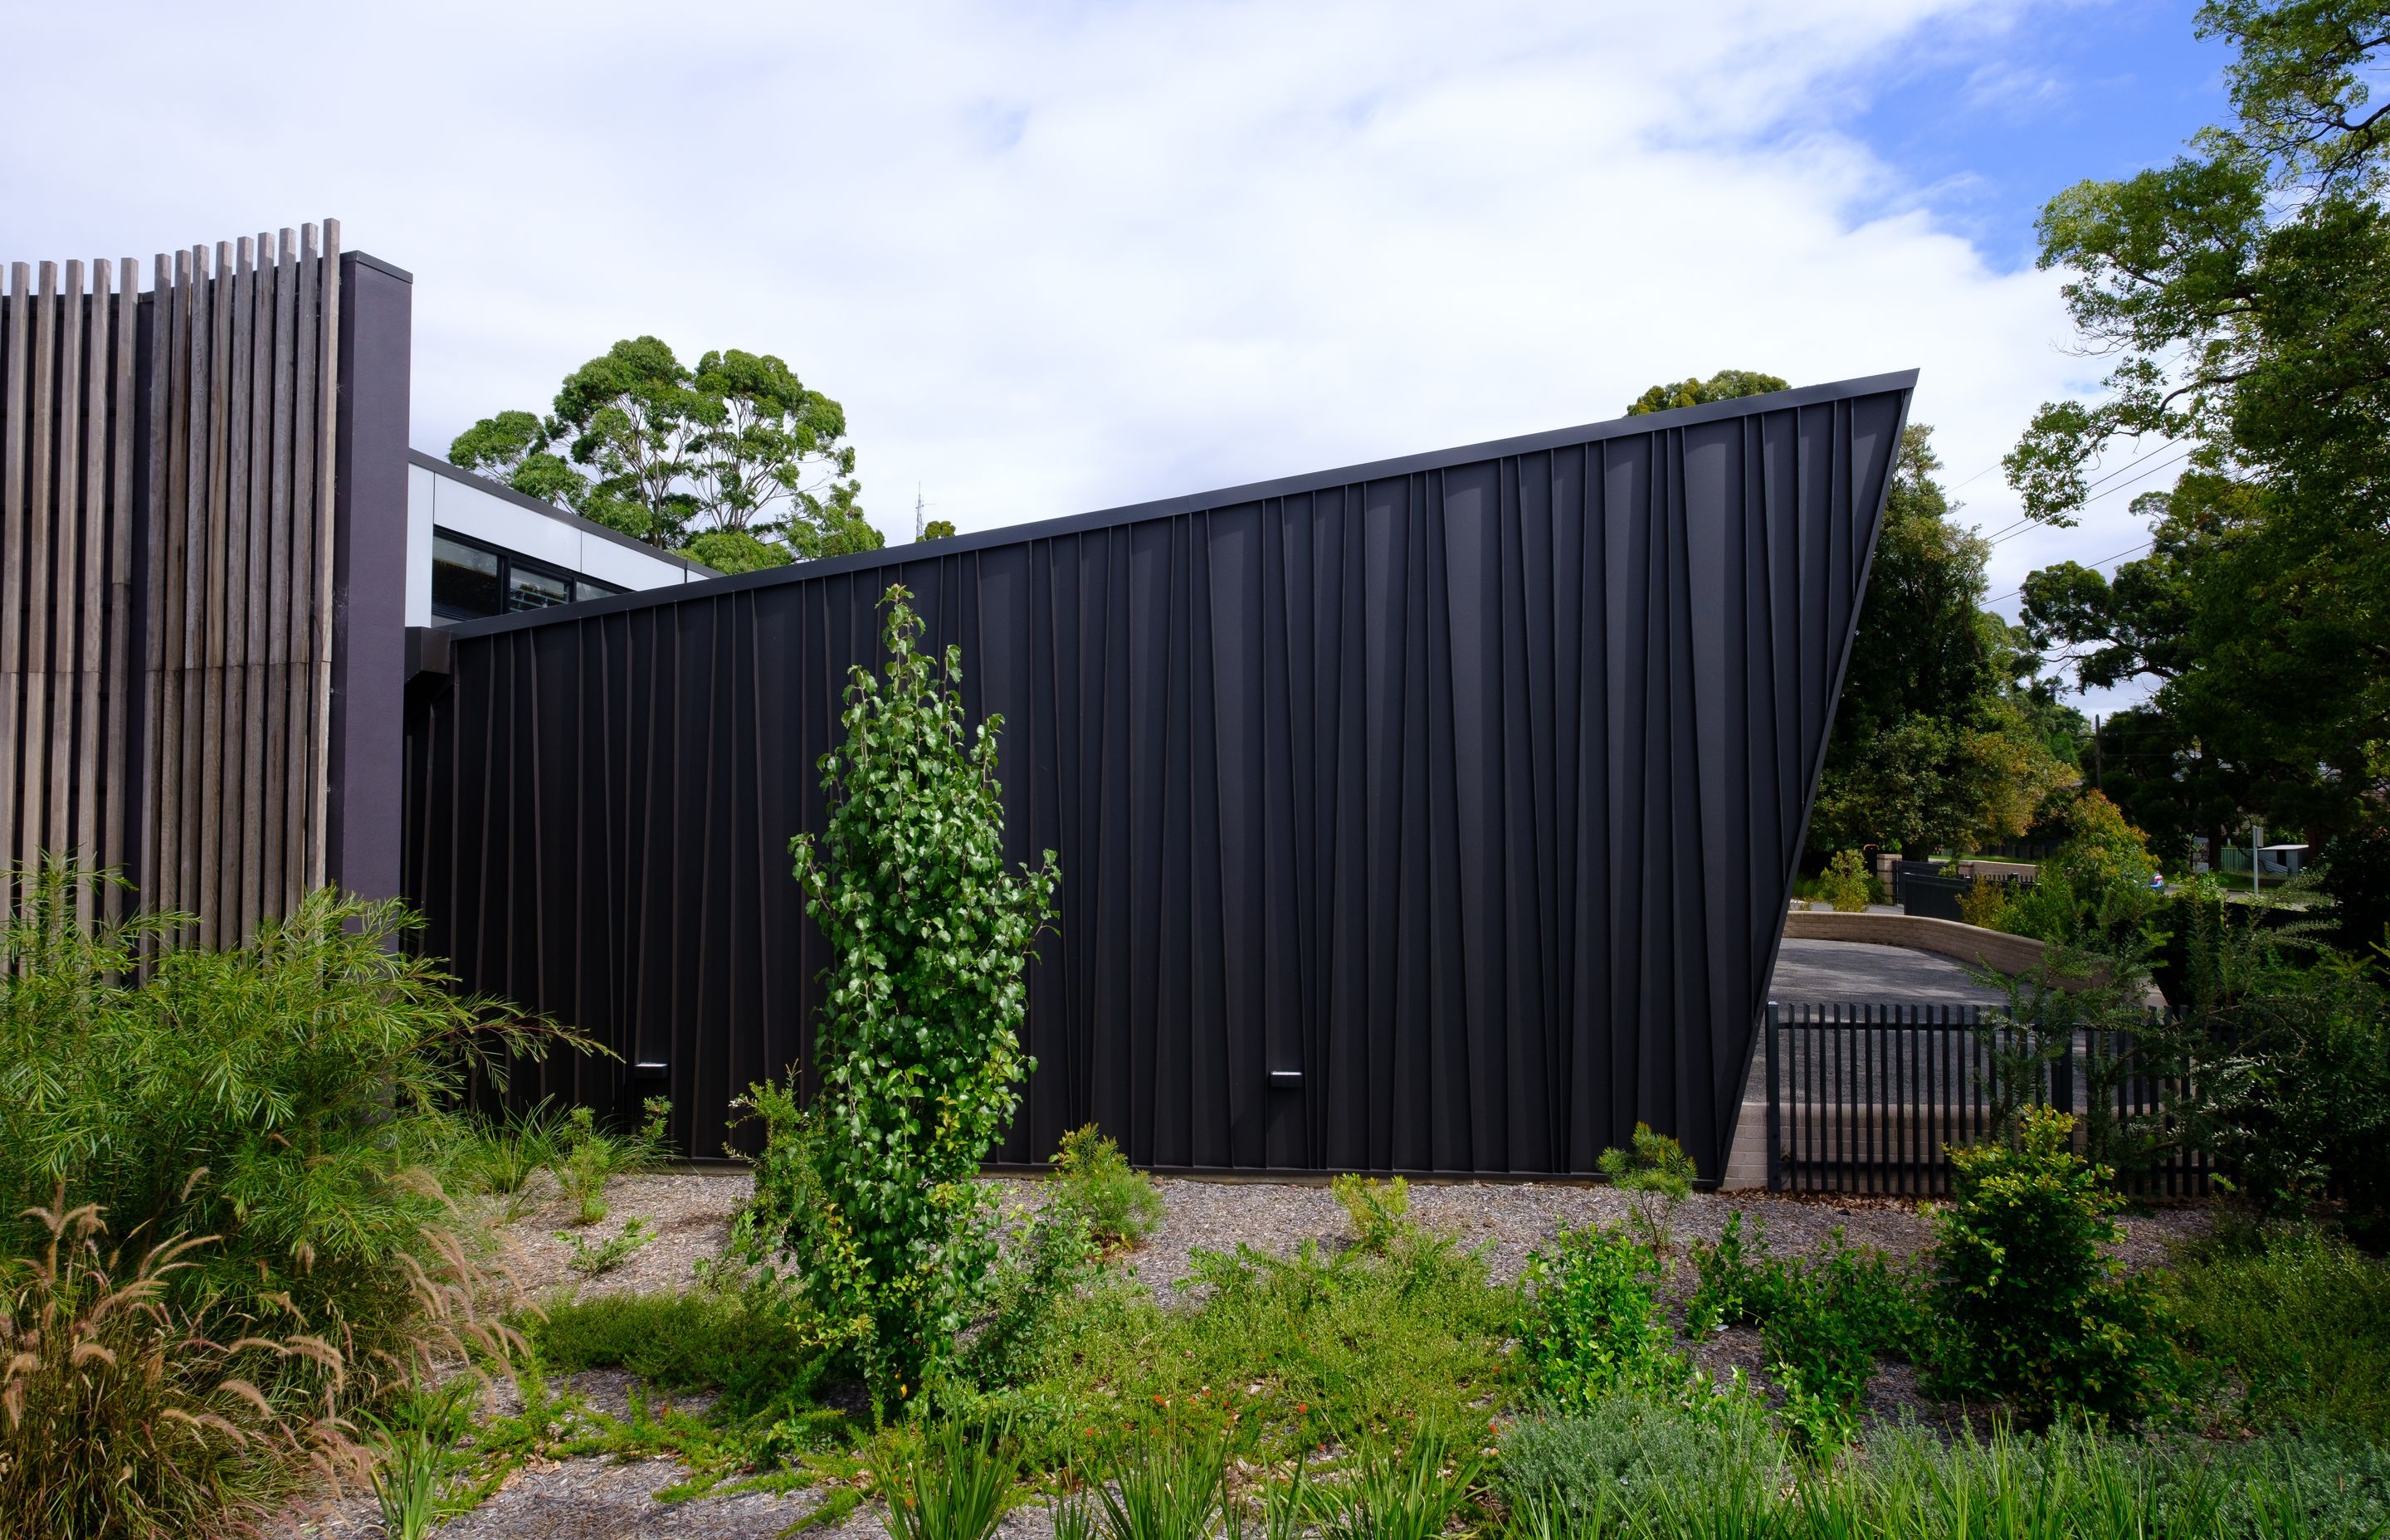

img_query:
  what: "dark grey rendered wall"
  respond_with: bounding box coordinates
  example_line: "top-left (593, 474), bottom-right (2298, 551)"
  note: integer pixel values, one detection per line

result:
top-left (403, 372), bottom-right (1914, 1179)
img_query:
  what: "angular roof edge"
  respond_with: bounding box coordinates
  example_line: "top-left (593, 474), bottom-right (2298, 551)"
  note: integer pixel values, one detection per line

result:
top-left (442, 368), bottom-right (1918, 642)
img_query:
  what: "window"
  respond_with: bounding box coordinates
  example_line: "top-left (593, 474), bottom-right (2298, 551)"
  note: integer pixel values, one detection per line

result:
top-left (431, 530), bottom-right (627, 622)
top-left (508, 563), bottom-right (572, 612)
top-left (431, 534), bottom-right (502, 620)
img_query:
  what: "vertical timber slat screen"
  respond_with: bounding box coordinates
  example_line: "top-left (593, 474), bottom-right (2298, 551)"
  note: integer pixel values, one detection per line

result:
top-left (0, 222), bottom-right (346, 940)
top-left (407, 373), bottom-right (1915, 1178)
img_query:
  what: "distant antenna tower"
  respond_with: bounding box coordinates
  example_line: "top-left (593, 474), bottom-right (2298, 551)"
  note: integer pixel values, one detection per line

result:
top-left (914, 485), bottom-right (925, 542)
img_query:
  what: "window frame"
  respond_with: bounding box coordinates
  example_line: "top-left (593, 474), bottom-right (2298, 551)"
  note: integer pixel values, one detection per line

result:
top-left (429, 527), bottom-right (622, 622)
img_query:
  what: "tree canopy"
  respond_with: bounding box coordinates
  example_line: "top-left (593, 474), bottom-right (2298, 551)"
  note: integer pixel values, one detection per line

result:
top-left (1623, 368), bottom-right (1788, 417)
top-left (2007, 0), bottom-right (2390, 846)
top-left (451, 337), bottom-right (880, 567)
top-left (1809, 424), bottom-right (2080, 855)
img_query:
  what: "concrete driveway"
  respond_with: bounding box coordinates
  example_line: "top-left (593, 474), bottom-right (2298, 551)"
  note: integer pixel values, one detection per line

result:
top-left (1765, 936), bottom-right (2011, 1006)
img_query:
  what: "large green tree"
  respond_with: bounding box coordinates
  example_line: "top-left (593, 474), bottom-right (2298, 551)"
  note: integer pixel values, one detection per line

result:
top-left (451, 337), bottom-right (879, 567)
top-left (2007, 0), bottom-right (2390, 843)
top-left (1623, 370), bottom-right (2079, 856)
top-left (1811, 426), bottom-right (2080, 855)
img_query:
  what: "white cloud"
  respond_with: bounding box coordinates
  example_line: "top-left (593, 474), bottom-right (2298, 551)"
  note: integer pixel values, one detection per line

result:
top-left (3, 0), bottom-right (2149, 685)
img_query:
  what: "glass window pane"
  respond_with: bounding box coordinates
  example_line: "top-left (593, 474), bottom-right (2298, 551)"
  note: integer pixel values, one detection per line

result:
top-left (431, 534), bottom-right (502, 619)
top-left (507, 563), bottom-right (573, 612)
top-left (575, 578), bottom-right (622, 603)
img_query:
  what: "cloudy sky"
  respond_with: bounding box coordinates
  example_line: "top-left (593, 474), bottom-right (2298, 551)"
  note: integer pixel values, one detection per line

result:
top-left (3, 0), bottom-right (2227, 713)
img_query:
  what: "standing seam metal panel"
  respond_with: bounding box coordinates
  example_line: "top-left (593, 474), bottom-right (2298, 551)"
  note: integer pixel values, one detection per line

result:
top-left (406, 375), bottom-right (1912, 1177)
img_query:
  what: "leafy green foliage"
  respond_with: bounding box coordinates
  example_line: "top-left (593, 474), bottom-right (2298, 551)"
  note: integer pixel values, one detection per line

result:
top-left (680, 527), bottom-right (796, 574)
top-left (451, 335), bottom-right (877, 562)
top-left (2163, 880), bottom-right (2390, 1227)
top-left (1623, 368), bottom-right (1788, 417)
top-left (1595, 1124), bottom-right (1696, 1255)
top-left (1815, 850), bottom-right (1872, 914)
top-left (743, 585), bottom-right (1060, 1406)
top-left (954, 1202), bottom-right (1096, 1391)
top-left (1519, 1224), bottom-right (1682, 1408)
top-left (2166, 1223), bottom-right (2390, 1438)
top-left (0, 1199), bottom-right (358, 1540)
top-left (921, 519), bottom-right (959, 541)
top-left (523, 1289), bottom-right (827, 1421)
top-left (2008, 2), bottom-right (2390, 842)
top-left (1685, 1215), bottom-right (1927, 1455)
top-left (968, 1220), bottom-right (1510, 1473)
top-left (557, 1216), bottom-right (655, 1277)
top-left (363, 1382), bottom-right (485, 1540)
top-left (1050, 1125), bottom-right (1165, 1250)
top-left (1929, 1109), bottom-right (2173, 1424)
top-left (1331, 1173), bottom-right (1412, 1255)
top-left (0, 869), bottom-right (569, 1393)
top-left (1500, 1392), bottom-right (1783, 1527)
top-left (1807, 423), bottom-right (2080, 860)
top-left (554, 1098), bottom-right (671, 1227)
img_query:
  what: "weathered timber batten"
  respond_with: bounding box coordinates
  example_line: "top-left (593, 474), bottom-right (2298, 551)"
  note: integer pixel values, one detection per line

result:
top-left (0, 221), bottom-right (411, 941)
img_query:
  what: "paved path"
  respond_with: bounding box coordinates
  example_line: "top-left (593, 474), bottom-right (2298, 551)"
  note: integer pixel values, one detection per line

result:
top-left (1766, 936), bottom-right (2009, 1006)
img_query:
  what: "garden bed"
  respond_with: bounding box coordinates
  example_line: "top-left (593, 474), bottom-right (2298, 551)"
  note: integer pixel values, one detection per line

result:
top-left (262, 1173), bottom-right (2232, 1540)
top-left (495, 1169), bottom-right (2212, 1302)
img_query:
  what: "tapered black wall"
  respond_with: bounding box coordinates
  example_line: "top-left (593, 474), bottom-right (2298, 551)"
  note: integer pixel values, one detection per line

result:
top-left (404, 372), bottom-right (1914, 1178)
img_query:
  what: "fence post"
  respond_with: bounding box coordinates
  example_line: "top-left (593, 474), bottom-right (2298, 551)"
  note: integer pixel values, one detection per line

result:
top-left (1765, 1001), bottom-right (1781, 1192)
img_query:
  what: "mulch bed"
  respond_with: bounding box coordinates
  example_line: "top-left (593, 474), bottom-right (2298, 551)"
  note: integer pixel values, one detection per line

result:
top-left (276, 1173), bottom-right (2212, 1538)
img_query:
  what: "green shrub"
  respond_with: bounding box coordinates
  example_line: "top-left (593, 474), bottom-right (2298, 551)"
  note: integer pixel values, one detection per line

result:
top-left (1519, 1223), bottom-right (1682, 1407)
top-left (2168, 881), bottom-right (2390, 1228)
top-left (524, 1289), bottom-right (827, 1419)
top-left (955, 1202), bottom-right (1095, 1391)
top-left (1817, 850), bottom-right (1872, 913)
top-left (1929, 1107), bottom-right (2173, 1423)
top-left (1332, 1173), bottom-right (1412, 1255)
top-left (1596, 1123), bottom-right (1696, 1253)
top-left (742, 584), bottom-right (1060, 1409)
top-left (1051, 1124), bottom-right (1166, 1250)
top-left (1500, 1392), bottom-right (1783, 1523)
top-left (967, 1222), bottom-right (1511, 1471)
top-left (1685, 1215), bottom-right (1926, 1454)
top-left (554, 1098), bottom-right (671, 1226)
top-left (2165, 1223), bottom-right (2390, 1439)
top-left (0, 1198), bottom-right (358, 1539)
top-left (0, 870), bottom-right (568, 1399)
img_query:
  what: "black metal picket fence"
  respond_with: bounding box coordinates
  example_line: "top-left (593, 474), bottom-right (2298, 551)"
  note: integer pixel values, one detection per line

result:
top-left (1764, 1001), bottom-right (2215, 1196)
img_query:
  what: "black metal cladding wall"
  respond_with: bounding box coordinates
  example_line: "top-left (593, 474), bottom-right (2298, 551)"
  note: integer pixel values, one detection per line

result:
top-left (404, 372), bottom-right (1914, 1179)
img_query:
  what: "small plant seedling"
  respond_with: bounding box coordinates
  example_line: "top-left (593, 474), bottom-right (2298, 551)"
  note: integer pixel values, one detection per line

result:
top-left (557, 1216), bottom-right (656, 1277)
top-left (1597, 1123), bottom-right (1695, 1255)
top-left (554, 1098), bottom-right (671, 1226)
top-left (1051, 1123), bottom-right (1167, 1250)
top-left (1332, 1172), bottom-right (1412, 1255)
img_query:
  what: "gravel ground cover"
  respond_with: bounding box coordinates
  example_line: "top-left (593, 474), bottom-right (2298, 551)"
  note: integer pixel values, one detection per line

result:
top-left (280, 1173), bottom-right (2212, 1538)
top-left (495, 1168), bottom-right (2212, 1303)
